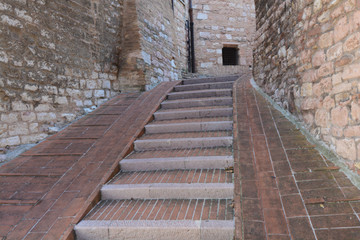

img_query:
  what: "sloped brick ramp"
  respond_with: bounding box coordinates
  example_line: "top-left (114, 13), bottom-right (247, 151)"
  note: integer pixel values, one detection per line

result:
top-left (2, 74), bottom-right (360, 240)
top-left (0, 81), bottom-right (180, 240)
top-left (234, 74), bottom-right (360, 240)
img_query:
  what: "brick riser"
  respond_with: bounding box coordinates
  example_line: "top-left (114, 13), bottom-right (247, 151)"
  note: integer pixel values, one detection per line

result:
top-left (75, 76), bottom-right (237, 240)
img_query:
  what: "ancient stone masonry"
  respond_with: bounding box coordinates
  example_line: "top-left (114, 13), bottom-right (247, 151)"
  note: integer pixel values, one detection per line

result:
top-left (253, 0), bottom-right (360, 172)
top-left (136, 0), bottom-right (189, 90)
top-left (192, 0), bottom-right (255, 75)
top-left (0, 0), bottom-right (190, 149)
top-left (0, 0), bottom-right (123, 148)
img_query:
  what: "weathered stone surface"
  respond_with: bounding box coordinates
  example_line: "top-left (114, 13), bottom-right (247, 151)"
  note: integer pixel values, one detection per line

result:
top-left (315, 109), bottom-right (329, 128)
top-left (0, 0), bottom-right (123, 147)
top-left (254, 0), bottom-right (360, 170)
top-left (331, 106), bottom-right (349, 127)
top-left (336, 138), bottom-right (356, 161)
top-left (193, 0), bottom-right (255, 75)
top-left (351, 102), bottom-right (360, 122)
top-left (0, 0), bottom-right (193, 148)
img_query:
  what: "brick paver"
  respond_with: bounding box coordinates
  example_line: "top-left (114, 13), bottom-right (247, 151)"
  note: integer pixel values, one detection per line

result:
top-left (0, 81), bottom-right (179, 240)
top-left (234, 74), bottom-right (360, 240)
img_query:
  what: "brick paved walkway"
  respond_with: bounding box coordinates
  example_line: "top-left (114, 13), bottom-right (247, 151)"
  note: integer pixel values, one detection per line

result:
top-left (0, 81), bottom-right (179, 240)
top-left (234, 74), bottom-right (360, 240)
top-left (1, 74), bottom-right (360, 240)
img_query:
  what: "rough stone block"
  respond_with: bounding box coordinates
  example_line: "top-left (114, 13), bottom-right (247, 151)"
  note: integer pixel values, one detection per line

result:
top-left (336, 138), bottom-right (356, 161)
top-left (331, 106), bottom-right (349, 127)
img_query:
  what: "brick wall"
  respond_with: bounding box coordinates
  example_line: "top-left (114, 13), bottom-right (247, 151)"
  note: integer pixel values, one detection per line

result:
top-left (0, 0), bottom-right (123, 148)
top-left (254, 0), bottom-right (360, 172)
top-left (192, 0), bottom-right (255, 75)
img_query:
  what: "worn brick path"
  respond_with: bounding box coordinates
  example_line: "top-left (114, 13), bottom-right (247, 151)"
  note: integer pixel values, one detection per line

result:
top-left (0, 81), bottom-right (179, 240)
top-left (2, 74), bottom-right (360, 240)
top-left (234, 74), bottom-right (360, 240)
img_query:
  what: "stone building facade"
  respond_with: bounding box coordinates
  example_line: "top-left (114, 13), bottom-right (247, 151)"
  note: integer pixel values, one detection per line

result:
top-left (0, 0), bottom-right (189, 149)
top-left (253, 0), bottom-right (360, 171)
top-left (118, 0), bottom-right (189, 91)
top-left (0, 0), bottom-right (123, 148)
top-left (192, 0), bottom-right (255, 75)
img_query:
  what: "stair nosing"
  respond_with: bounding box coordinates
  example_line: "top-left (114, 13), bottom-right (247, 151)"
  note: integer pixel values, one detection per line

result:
top-left (101, 183), bottom-right (234, 200)
top-left (162, 96), bottom-right (233, 104)
top-left (175, 81), bottom-right (235, 88)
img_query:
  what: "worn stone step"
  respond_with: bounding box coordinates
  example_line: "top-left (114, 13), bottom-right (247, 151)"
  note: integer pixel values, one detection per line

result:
top-left (134, 137), bottom-right (232, 151)
top-left (101, 183), bottom-right (234, 200)
top-left (182, 75), bottom-right (238, 85)
top-left (154, 107), bottom-right (233, 120)
top-left (76, 220), bottom-right (234, 240)
top-left (161, 97), bottom-right (233, 109)
top-left (167, 89), bottom-right (232, 100)
top-left (145, 121), bottom-right (233, 134)
top-left (120, 156), bottom-right (234, 171)
top-left (174, 81), bottom-right (234, 92)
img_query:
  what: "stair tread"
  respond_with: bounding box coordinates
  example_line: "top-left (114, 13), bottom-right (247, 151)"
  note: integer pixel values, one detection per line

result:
top-left (156, 106), bottom-right (233, 113)
top-left (83, 199), bottom-right (234, 221)
top-left (109, 169), bottom-right (233, 185)
top-left (175, 81), bottom-right (235, 88)
top-left (137, 131), bottom-right (232, 140)
top-left (163, 96), bottom-right (232, 104)
top-left (149, 117), bottom-right (232, 125)
top-left (168, 88), bottom-right (232, 95)
top-left (127, 147), bottom-right (232, 159)
top-left (182, 75), bottom-right (238, 85)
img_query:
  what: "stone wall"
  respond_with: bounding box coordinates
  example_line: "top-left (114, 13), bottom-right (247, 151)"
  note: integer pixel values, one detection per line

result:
top-left (0, 0), bottom-right (123, 148)
top-left (136, 0), bottom-right (189, 90)
top-left (192, 0), bottom-right (255, 75)
top-left (253, 0), bottom-right (360, 171)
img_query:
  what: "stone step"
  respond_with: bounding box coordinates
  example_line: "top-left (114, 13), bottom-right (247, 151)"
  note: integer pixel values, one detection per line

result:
top-left (145, 121), bottom-right (233, 134)
top-left (120, 156), bottom-right (234, 171)
top-left (182, 75), bottom-right (238, 85)
top-left (154, 107), bottom-right (233, 121)
top-left (79, 199), bottom-right (234, 221)
top-left (161, 97), bottom-right (233, 110)
top-left (126, 147), bottom-right (232, 161)
top-left (134, 137), bottom-right (232, 151)
top-left (174, 81), bottom-right (234, 92)
top-left (139, 131), bottom-right (232, 140)
top-left (76, 220), bottom-right (234, 240)
top-left (101, 183), bottom-right (234, 200)
top-left (151, 116), bottom-right (232, 125)
top-left (167, 89), bottom-right (232, 100)
top-left (110, 169), bottom-right (233, 184)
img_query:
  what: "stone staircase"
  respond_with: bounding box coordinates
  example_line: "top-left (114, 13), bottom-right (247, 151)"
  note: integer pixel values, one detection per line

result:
top-left (75, 76), bottom-right (237, 240)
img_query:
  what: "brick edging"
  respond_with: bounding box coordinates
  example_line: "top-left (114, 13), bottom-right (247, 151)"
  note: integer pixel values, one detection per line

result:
top-left (233, 72), bottom-right (252, 240)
